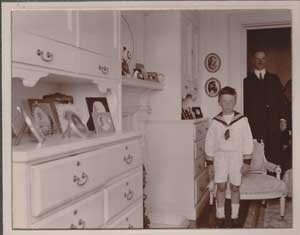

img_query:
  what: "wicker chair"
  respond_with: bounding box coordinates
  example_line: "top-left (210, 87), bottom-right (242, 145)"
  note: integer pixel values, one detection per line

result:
top-left (208, 140), bottom-right (288, 218)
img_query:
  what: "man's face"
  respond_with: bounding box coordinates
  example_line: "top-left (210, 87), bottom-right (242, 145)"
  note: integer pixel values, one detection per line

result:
top-left (253, 51), bottom-right (267, 70)
top-left (219, 94), bottom-right (236, 114)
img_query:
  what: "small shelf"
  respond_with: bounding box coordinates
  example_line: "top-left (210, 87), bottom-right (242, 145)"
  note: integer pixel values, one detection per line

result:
top-left (121, 76), bottom-right (164, 90)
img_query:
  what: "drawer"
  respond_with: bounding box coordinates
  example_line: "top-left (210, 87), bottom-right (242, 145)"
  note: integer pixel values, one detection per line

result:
top-left (194, 121), bottom-right (209, 141)
top-left (32, 190), bottom-right (105, 229)
top-left (30, 139), bottom-right (142, 217)
top-left (12, 32), bottom-right (78, 73)
top-left (105, 169), bottom-right (143, 221)
top-left (194, 169), bottom-right (210, 205)
top-left (194, 140), bottom-right (205, 160)
top-left (194, 156), bottom-right (206, 177)
top-left (78, 49), bottom-right (119, 79)
top-left (105, 200), bottom-right (143, 229)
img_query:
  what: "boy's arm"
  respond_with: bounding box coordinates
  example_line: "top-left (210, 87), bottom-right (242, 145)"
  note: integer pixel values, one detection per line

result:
top-left (242, 117), bottom-right (254, 165)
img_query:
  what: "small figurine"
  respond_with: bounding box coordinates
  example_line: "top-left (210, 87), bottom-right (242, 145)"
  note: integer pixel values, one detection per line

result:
top-left (121, 46), bottom-right (131, 76)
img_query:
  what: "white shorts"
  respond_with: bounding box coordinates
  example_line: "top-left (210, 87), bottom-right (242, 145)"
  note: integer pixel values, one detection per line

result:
top-left (214, 151), bottom-right (243, 186)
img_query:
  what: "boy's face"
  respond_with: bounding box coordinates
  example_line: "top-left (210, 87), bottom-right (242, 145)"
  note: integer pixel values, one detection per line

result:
top-left (219, 94), bottom-right (236, 114)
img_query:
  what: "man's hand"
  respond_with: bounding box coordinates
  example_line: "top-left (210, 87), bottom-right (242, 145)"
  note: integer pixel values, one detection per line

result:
top-left (280, 119), bottom-right (287, 131)
top-left (208, 164), bottom-right (214, 181)
top-left (241, 163), bottom-right (250, 176)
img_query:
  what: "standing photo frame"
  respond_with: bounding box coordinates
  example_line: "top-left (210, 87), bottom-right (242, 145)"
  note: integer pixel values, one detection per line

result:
top-left (92, 112), bottom-right (115, 136)
top-left (86, 97), bottom-right (110, 131)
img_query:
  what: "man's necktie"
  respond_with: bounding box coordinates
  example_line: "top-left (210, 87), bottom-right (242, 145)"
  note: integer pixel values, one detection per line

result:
top-left (259, 72), bottom-right (263, 80)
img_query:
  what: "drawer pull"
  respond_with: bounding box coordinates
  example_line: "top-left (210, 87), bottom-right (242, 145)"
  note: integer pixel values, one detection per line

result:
top-left (36, 49), bottom-right (54, 62)
top-left (78, 219), bottom-right (86, 229)
top-left (128, 224), bottom-right (134, 229)
top-left (73, 172), bottom-right (89, 186)
top-left (123, 154), bottom-right (133, 164)
top-left (99, 65), bottom-right (109, 75)
top-left (124, 189), bottom-right (134, 200)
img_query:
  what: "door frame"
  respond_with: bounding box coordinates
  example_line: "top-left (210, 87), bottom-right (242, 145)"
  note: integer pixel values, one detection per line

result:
top-left (228, 10), bottom-right (291, 113)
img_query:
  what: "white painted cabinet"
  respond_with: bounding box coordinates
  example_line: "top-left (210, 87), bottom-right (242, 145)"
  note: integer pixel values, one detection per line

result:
top-left (13, 133), bottom-right (144, 229)
top-left (145, 119), bottom-right (209, 220)
top-left (12, 10), bottom-right (77, 46)
top-left (77, 11), bottom-right (119, 58)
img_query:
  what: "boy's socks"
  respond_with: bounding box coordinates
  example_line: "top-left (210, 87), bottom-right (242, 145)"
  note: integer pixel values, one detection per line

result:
top-left (231, 203), bottom-right (240, 219)
top-left (216, 206), bottom-right (225, 219)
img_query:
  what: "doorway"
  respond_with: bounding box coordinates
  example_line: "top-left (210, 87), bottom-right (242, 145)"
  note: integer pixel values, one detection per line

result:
top-left (247, 27), bottom-right (292, 86)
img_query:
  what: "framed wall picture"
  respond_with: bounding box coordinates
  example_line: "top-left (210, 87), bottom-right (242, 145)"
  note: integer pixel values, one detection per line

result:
top-left (204, 53), bottom-right (221, 73)
top-left (205, 77), bottom-right (221, 97)
top-left (86, 97), bottom-right (110, 131)
top-left (192, 107), bottom-right (203, 119)
top-left (28, 99), bottom-right (57, 136)
top-left (92, 112), bottom-right (115, 136)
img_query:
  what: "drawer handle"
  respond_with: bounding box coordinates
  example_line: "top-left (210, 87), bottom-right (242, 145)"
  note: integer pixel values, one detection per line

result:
top-left (70, 219), bottom-right (86, 229)
top-left (73, 172), bottom-right (89, 186)
top-left (124, 189), bottom-right (134, 200)
top-left (99, 65), bottom-right (109, 75)
top-left (123, 154), bottom-right (133, 164)
top-left (36, 49), bottom-right (54, 62)
top-left (128, 224), bottom-right (134, 229)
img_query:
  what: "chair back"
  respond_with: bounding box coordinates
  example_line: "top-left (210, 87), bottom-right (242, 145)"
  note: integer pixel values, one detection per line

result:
top-left (249, 140), bottom-right (267, 174)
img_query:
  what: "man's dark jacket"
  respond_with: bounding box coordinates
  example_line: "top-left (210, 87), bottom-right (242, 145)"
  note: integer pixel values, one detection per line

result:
top-left (244, 71), bottom-right (287, 164)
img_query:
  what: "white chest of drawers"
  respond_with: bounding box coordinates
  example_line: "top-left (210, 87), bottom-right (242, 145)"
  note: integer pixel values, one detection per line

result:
top-left (145, 119), bottom-right (209, 220)
top-left (13, 132), bottom-right (144, 229)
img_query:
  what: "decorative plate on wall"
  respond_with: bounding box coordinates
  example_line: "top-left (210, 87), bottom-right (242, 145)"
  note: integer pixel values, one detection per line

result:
top-left (204, 53), bottom-right (221, 73)
top-left (205, 77), bottom-right (221, 97)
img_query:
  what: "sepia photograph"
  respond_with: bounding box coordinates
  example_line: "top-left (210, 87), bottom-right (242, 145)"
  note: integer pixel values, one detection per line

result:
top-left (2, 1), bottom-right (300, 235)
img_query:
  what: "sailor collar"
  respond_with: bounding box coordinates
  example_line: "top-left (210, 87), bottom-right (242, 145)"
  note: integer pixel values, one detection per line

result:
top-left (213, 111), bottom-right (245, 127)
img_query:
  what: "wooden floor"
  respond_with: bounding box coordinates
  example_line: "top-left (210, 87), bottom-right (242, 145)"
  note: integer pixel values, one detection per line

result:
top-left (196, 199), bottom-right (252, 228)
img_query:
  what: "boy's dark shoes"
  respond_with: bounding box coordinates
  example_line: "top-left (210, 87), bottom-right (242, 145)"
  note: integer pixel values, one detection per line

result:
top-left (215, 218), bottom-right (226, 228)
top-left (231, 218), bottom-right (242, 228)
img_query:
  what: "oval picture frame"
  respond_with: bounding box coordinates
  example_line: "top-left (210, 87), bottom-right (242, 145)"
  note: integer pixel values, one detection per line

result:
top-left (64, 111), bottom-right (89, 138)
top-left (205, 77), bottom-right (221, 97)
top-left (204, 53), bottom-right (221, 73)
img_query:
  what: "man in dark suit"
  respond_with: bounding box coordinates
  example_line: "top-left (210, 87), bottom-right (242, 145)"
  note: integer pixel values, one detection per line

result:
top-left (244, 51), bottom-right (288, 165)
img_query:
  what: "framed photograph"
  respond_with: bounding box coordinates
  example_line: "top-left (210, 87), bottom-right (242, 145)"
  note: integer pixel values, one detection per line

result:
top-left (86, 97), bottom-right (110, 131)
top-left (63, 111), bottom-right (89, 138)
top-left (192, 107), bottom-right (203, 119)
top-left (147, 72), bottom-right (159, 82)
top-left (204, 53), bottom-right (221, 73)
top-left (28, 99), bottom-right (57, 136)
top-left (16, 104), bottom-right (45, 144)
top-left (54, 103), bottom-right (80, 133)
top-left (92, 112), bottom-right (115, 136)
top-left (205, 77), bottom-right (221, 97)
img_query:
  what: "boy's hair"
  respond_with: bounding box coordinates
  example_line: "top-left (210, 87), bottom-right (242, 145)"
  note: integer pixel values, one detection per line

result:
top-left (218, 86), bottom-right (237, 101)
top-left (185, 93), bottom-right (193, 99)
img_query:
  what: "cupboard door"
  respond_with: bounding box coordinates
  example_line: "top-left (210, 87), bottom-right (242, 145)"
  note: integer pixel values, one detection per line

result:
top-left (77, 11), bottom-right (119, 58)
top-left (12, 10), bottom-right (77, 46)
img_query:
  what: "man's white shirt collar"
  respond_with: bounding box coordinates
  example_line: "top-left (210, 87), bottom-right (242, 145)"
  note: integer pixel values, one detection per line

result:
top-left (254, 69), bottom-right (266, 79)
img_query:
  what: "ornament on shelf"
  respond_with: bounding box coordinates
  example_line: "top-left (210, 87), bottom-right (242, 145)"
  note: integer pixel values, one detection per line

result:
top-left (121, 46), bottom-right (131, 76)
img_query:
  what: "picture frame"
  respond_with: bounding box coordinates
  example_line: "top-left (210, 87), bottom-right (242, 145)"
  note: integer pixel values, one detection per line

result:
top-left (28, 99), bottom-right (57, 136)
top-left (54, 103), bottom-right (80, 133)
top-left (63, 111), bottom-right (89, 138)
top-left (205, 77), bottom-right (221, 97)
top-left (204, 53), bottom-right (221, 73)
top-left (86, 97), bottom-right (110, 131)
top-left (134, 63), bottom-right (148, 80)
top-left (16, 104), bottom-right (46, 144)
top-left (192, 107), bottom-right (203, 119)
top-left (147, 72), bottom-right (159, 82)
top-left (92, 112), bottom-right (115, 136)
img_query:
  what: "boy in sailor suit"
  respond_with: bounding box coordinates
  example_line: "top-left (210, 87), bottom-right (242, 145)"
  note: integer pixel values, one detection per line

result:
top-left (205, 86), bottom-right (253, 228)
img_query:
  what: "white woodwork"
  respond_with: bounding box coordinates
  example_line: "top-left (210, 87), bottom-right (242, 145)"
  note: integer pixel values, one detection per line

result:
top-left (31, 190), bottom-right (105, 229)
top-left (12, 10), bottom-right (77, 46)
top-left (77, 11), bottom-right (118, 58)
top-left (12, 32), bottom-right (79, 74)
top-left (145, 119), bottom-right (209, 220)
top-left (104, 169), bottom-right (143, 221)
top-left (13, 132), bottom-right (144, 228)
top-left (105, 199), bottom-right (143, 229)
